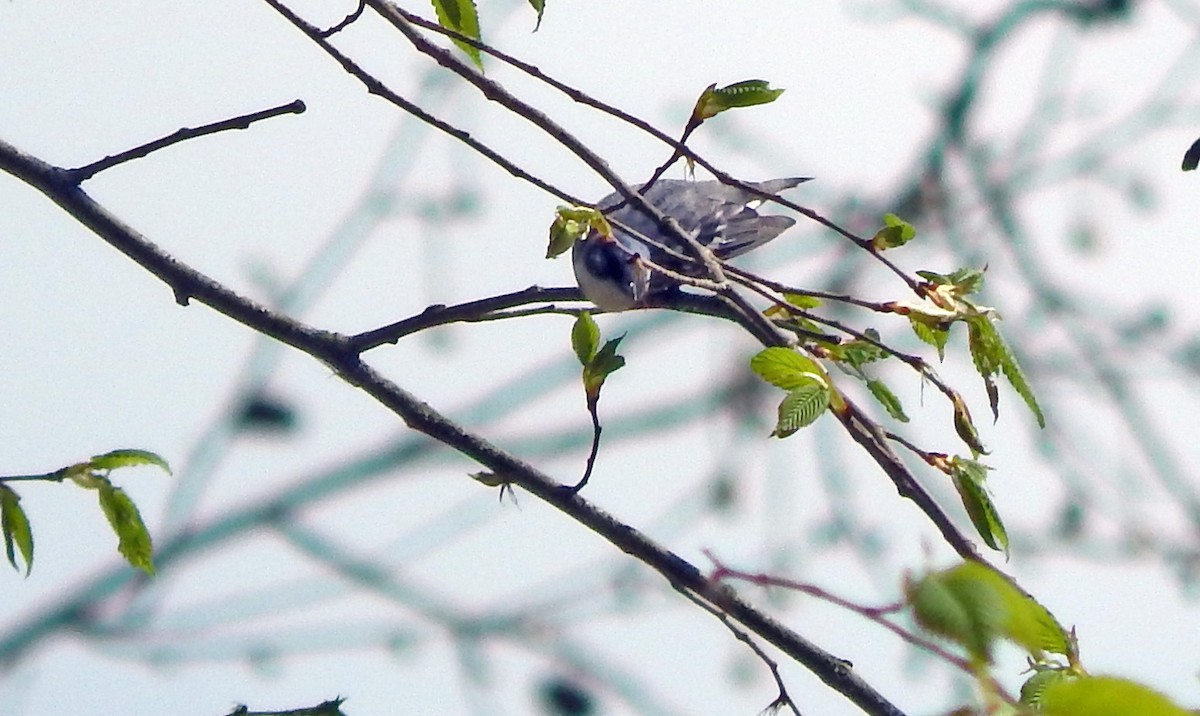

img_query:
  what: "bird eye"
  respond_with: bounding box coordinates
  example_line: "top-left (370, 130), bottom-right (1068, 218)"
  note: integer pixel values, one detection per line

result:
top-left (584, 242), bottom-right (629, 281)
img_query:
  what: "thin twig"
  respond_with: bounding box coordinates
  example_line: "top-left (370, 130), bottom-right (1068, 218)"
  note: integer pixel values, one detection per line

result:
top-left (263, 0), bottom-right (583, 205)
top-left (348, 286), bottom-right (584, 352)
top-left (0, 133), bottom-right (907, 716)
top-left (319, 0), bottom-right (365, 36)
top-left (568, 401), bottom-right (604, 493)
top-left (66, 100), bottom-right (306, 182)
top-left (676, 587), bottom-right (804, 716)
top-left (706, 552), bottom-right (1020, 707)
top-left (386, 4), bottom-right (921, 294)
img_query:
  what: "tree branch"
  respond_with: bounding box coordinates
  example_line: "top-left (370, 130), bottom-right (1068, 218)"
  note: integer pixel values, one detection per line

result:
top-left (0, 134), bottom-right (908, 716)
top-left (66, 100), bottom-right (306, 182)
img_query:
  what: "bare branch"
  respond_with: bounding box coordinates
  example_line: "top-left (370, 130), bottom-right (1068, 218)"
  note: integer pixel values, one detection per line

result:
top-left (66, 100), bottom-right (306, 182)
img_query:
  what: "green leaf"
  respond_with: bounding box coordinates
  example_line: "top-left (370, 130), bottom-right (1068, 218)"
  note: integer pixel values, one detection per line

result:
top-left (693, 80), bottom-right (784, 121)
top-left (98, 484), bottom-right (155, 575)
top-left (750, 347), bottom-right (826, 390)
top-left (947, 267), bottom-right (986, 295)
top-left (773, 385), bottom-right (830, 438)
top-left (782, 292), bottom-right (822, 309)
top-left (431, 0), bottom-right (483, 70)
top-left (909, 317), bottom-right (949, 361)
top-left (870, 213), bottom-right (916, 250)
top-left (834, 330), bottom-right (887, 367)
top-left (968, 316), bottom-right (1045, 428)
top-left (949, 457), bottom-right (1007, 553)
top-left (88, 449), bottom-right (172, 475)
top-left (583, 336), bottom-right (626, 397)
top-left (1040, 676), bottom-right (1192, 716)
top-left (866, 379), bottom-right (909, 422)
top-left (571, 312), bottom-right (600, 365)
top-left (0, 486), bottom-right (33, 575)
top-left (547, 206), bottom-right (611, 258)
top-left (910, 561), bottom-right (1070, 665)
top-left (951, 391), bottom-right (988, 456)
top-left (1021, 668), bottom-right (1072, 706)
top-left (527, 0), bottom-right (545, 30)
top-left (907, 563), bottom-right (1005, 664)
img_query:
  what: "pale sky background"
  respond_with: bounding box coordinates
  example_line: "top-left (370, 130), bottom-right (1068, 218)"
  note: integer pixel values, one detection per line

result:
top-left (2, 1), bottom-right (1200, 715)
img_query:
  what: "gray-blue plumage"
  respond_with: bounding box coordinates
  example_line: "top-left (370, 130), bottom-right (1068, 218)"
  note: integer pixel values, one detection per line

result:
top-left (573, 177), bottom-right (809, 311)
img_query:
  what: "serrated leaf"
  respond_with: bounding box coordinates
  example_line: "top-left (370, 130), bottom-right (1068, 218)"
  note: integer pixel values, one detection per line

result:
top-left (693, 80), bottom-right (784, 121)
top-left (98, 484), bottom-right (155, 575)
top-left (772, 385), bottom-right (830, 438)
top-left (1021, 669), bottom-right (1071, 706)
top-left (583, 336), bottom-right (625, 397)
top-left (948, 267), bottom-right (986, 295)
top-left (431, 0), bottom-right (483, 70)
top-left (571, 312), bottom-right (599, 365)
top-left (750, 347), bottom-right (826, 390)
top-left (835, 332), bottom-right (887, 367)
top-left (950, 458), bottom-right (1008, 553)
top-left (907, 564), bottom-right (1005, 664)
top-left (527, 0), bottom-right (545, 30)
top-left (0, 486), bottom-right (33, 575)
top-left (871, 213), bottom-right (916, 250)
top-left (969, 316), bottom-right (1045, 428)
top-left (910, 562), bottom-right (1070, 665)
top-left (910, 317), bottom-right (949, 361)
top-left (89, 449), bottom-right (172, 475)
top-left (1040, 676), bottom-right (1192, 716)
top-left (867, 379), bottom-right (909, 422)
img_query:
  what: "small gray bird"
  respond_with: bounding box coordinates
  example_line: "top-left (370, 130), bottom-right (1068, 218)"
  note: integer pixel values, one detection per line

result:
top-left (572, 177), bottom-right (809, 311)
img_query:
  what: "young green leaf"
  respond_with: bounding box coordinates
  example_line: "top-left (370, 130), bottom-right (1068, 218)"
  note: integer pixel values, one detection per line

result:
top-left (98, 484), bottom-right (155, 575)
top-left (951, 392), bottom-right (988, 455)
top-left (835, 332), bottom-right (888, 368)
top-left (431, 0), bottom-right (483, 70)
top-left (947, 267), bottom-right (986, 295)
top-left (526, 0), bottom-right (545, 30)
top-left (968, 316), bottom-right (1045, 428)
top-left (0, 486), bottom-right (33, 575)
top-left (88, 449), bottom-right (172, 475)
top-left (1039, 675), bottom-right (1192, 716)
top-left (1021, 668), bottom-right (1072, 706)
top-left (907, 563), bottom-right (1006, 664)
top-left (949, 457), bottom-right (1008, 553)
top-left (870, 213), bottom-right (916, 251)
top-left (547, 206), bottom-right (612, 258)
top-left (750, 347), bottom-right (826, 390)
top-left (571, 312), bottom-right (600, 365)
top-left (909, 561), bottom-right (1070, 664)
top-left (909, 317), bottom-right (950, 361)
top-left (693, 80), bottom-right (784, 121)
top-left (782, 292), bottom-right (823, 309)
top-left (867, 379), bottom-right (909, 422)
top-left (773, 385), bottom-right (830, 437)
top-left (582, 336), bottom-right (626, 398)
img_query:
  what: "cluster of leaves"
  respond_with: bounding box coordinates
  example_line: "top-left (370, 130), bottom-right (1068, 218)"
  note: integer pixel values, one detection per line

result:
top-left (744, 216), bottom-right (1046, 554)
top-left (0, 449), bottom-right (168, 575)
top-left (907, 561), bottom-right (1192, 715)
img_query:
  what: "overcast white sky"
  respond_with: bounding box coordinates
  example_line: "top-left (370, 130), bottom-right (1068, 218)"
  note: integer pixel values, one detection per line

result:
top-left (3, 1), bottom-right (1200, 715)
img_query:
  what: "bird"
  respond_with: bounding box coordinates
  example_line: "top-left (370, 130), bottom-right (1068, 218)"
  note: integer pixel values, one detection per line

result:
top-left (572, 177), bottom-right (810, 311)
